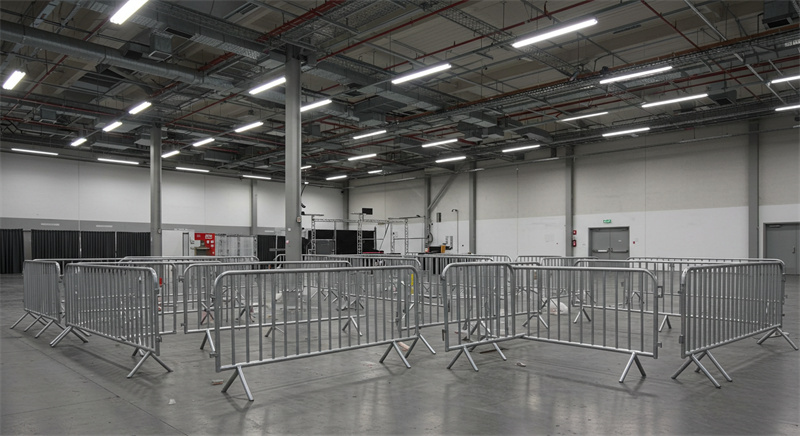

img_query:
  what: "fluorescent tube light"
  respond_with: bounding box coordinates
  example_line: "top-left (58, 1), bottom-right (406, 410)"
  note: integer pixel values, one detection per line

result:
top-left (176, 167), bottom-right (209, 173)
top-left (301, 165), bottom-right (312, 170)
top-left (12, 148), bottom-right (58, 156)
top-left (641, 93), bottom-right (708, 108)
top-left (102, 121), bottom-right (123, 132)
top-left (249, 77), bottom-right (287, 95)
top-left (502, 144), bottom-right (541, 153)
top-left (109, 0), bottom-right (149, 24)
top-left (392, 63), bottom-right (452, 84)
top-left (98, 157), bottom-right (138, 165)
top-left (422, 138), bottom-right (458, 148)
top-left (161, 150), bottom-right (180, 158)
top-left (368, 169), bottom-right (383, 174)
top-left (243, 175), bottom-right (272, 180)
top-left (560, 112), bottom-right (608, 122)
top-left (436, 156), bottom-right (466, 163)
top-left (512, 18), bottom-right (597, 48)
top-left (300, 99), bottom-right (332, 112)
top-left (599, 66), bottom-right (672, 84)
top-left (776, 104), bottom-right (800, 111)
top-left (353, 130), bottom-right (387, 139)
top-left (326, 175), bottom-right (347, 180)
top-left (70, 137), bottom-right (88, 147)
top-left (128, 101), bottom-right (151, 114)
top-left (348, 153), bottom-right (377, 161)
top-left (602, 127), bottom-right (650, 137)
top-left (193, 137), bottom-right (215, 147)
top-left (769, 74), bottom-right (800, 85)
top-left (234, 121), bottom-right (264, 133)
top-left (2, 70), bottom-right (26, 90)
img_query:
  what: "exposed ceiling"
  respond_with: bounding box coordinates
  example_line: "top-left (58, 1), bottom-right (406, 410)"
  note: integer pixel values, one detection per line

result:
top-left (1, 0), bottom-right (798, 184)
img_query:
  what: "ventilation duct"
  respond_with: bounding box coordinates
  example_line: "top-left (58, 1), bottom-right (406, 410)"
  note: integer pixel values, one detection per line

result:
top-left (763, 0), bottom-right (798, 28)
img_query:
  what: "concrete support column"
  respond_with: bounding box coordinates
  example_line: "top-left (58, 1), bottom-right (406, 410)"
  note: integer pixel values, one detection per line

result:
top-left (284, 46), bottom-right (302, 261)
top-left (564, 148), bottom-right (574, 257)
top-left (424, 176), bottom-right (431, 249)
top-left (250, 179), bottom-right (258, 236)
top-left (748, 119), bottom-right (760, 258)
top-left (468, 165), bottom-right (477, 254)
top-left (150, 123), bottom-right (162, 256)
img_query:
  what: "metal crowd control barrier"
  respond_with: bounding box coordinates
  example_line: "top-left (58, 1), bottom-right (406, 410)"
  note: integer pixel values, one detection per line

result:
top-left (672, 261), bottom-right (798, 387)
top-left (118, 260), bottom-right (192, 335)
top-left (540, 256), bottom-right (598, 266)
top-left (442, 262), bottom-right (660, 383)
top-left (122, 255), bottom-right (258, 263)
top-left (11, 260), bottom-right (86, 341)
top-left (51, 263), bottom-right (172, 378)
top-left (213, 265), bottom-right (433, 401)
top-left (183, 260), bottom-right (351, 354)
top-left (515, 255), bottom-right (551, 264)
top-left (33, 257), bottom-right (121, 270)
top-left (304, 254), bottom-right (419, 268)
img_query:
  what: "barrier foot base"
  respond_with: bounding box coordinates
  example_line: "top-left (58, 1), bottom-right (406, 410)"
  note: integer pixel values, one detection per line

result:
top-left (10, 311), bottom-right (32, 329)
top-left (34, 319), bottom-right (55, 338)
top-left (619, 352), bottom-right (646, 383)
top-left (672, 352), bottom-right (723, 388)
top-left (222, 366), bottom-right (253, 401)
top-left (447, 347), bottom-right (479, 372)
top-left (127, 350), bottom-right (172, 378)
top-left (492, 342), bottom-right (507, 361)
top-left (757, 327), bottom-right (799, 350)
top-left (201, 329), bottom-right (217, 355)
top-left (50, 325), bottom-right (75, 347)
top-left (659, 315), bottom-right (672, 332)
top-left (573, 308), bottom-right (591, 324)
top-left (418, 334), bottom-right (436, 355)
top-left (24, 314), bottom-right (45, 332)
top-left (379, 341), bottom-right (411, 368)
top-left (343, 316), bottom-right (362, 336)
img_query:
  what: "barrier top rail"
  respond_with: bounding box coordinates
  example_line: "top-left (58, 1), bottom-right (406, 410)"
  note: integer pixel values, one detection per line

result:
top-left (122, 255), bottom-right (259, 262)
top-left (627, 256), bottom-right (781, 263)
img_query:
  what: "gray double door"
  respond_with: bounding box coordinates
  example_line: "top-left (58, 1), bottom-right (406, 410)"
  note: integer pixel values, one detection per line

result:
top-left (589, 227), bottom-right (630, 260)
top-left (766, 223), bottom-right (799, 275)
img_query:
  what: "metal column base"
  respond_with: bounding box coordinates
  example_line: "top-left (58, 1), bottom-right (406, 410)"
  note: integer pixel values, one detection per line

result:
top-left (619, 352), bottom-right (646, 383)
top-left (222, 365), bottom-right (253, 401)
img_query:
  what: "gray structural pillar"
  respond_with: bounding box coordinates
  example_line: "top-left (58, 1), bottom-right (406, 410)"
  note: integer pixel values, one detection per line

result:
top-left (250, 179), bottom-right (258, 236)
top-left (468, 165), bottom-right (477, 253)
top-left (150, 123), bottom-right (163, 256)
top-left (564, 147), bottom-right (574, 256)
top-left (284, 46), bottom-right (302, 261)
top-left (748, 119), bottom-right (759, 258)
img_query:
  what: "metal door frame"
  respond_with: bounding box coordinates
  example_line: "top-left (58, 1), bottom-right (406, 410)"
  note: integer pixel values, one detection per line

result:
top-left (588, 227), bottom-right (630, 259)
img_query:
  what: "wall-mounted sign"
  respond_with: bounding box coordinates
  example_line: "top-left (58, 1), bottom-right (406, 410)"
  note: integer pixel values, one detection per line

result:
top-left (603, 219), bottom-right (612, 224)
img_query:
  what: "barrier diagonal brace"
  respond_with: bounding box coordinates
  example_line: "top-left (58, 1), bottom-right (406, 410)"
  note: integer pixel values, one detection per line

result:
top-left (10, 311), bottom-right (34, 329)
top-left (671, 350), bottom-right (730, 388)
top-left (222, 365), bottom-right (253, 402)
top-left (619, 352), bottom-right (646, 383)
top-left (756, 327), bottom-right (799, 350)
top-left (49, 325), bottom-right (89, 347)
top-left (379, 340), bottom-right (411, 368)
top-left (659, 315), bottom-right (673, 332)
top-left (201, 329), bottom-right (217, 356)
top-left (127, 349), bottom-right (173, 378)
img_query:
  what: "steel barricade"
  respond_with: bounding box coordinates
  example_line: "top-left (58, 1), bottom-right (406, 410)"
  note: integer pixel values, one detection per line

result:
top-left (51, 263), bottom-right (172, 378)
top-left (213, 265), bottom-right (433, 401)
top-left (515, 255), bottom-right (551, 264)
top-left (32, 257), bottom-right (121, 270)
top-left (116, 261), bottom-right (188, 335)
top-left (441, 262), bottom-right (518, 371)
top-left (11, 260), bottom-right (82, 341)
top-left (183, 260), bottom-right (350, 354)
top-left (672, 261), bottom-right (798, 387)
top-left (540, 256), bottom-right (598, 266)
top-left (304, 254), bottom-right (419, 268)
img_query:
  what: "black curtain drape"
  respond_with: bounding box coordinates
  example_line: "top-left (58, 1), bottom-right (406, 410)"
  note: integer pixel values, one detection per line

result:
top-left (31, 229), bottom-right (80, 259)
top-left (257, 235), bottom-right (286, 261)
top-left (116, 232), bottom-right (150, 257)
top-left (0, 229), bottom-right (25, 274)
top-left (80, 231), bottom-right (116, 258)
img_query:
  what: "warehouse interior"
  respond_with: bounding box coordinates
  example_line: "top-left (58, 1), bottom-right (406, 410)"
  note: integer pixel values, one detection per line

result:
top-left (1, 0), bottom-right (799, 434)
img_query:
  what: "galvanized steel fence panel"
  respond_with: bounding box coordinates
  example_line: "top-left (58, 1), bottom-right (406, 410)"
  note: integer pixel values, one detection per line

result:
top-left (11, 260), bottom-right (66, 338)
top-left (540, 256), bottom-right (598, 266)
top-left (212, 265), bottom-right (432, 401)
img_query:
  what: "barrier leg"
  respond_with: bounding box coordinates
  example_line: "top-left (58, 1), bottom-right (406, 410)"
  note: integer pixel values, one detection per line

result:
top-left (222, 365), bottom-right (253, 402)
top-left (757, 327), bottom-right (799, 350)
top-left (704, 351), bottom-right (732, 383)
top-left (417, 334), bottom-right (436, 355)
top-left (673, 353), bottom-right (721, 388)
top-left (447, 347), bottom-right (479, 372)
top-left (491, 342), bottom-right (507, 361)
top-left (24, 314), bottom-right (45, 332)
top-left (127, 350), bottom-right (172, 378)
top-left (10, 311), bottom-right (32, 329)
top-left (201, 329), bottom-right (216, 355)
top-left (573, 307), bottom-right (591, 324)
top-left (343, 316), bottom-right (362, 336)
top-left (619, 352), bottom-right (646, 383)
top-left (34, 319), bottom-right (55, 338)
top-left (50, 325), bottom-right (73, 347)
top-left (379, 341), bottom-right (411, 368)
top-left (659, 315), bottom-right (672, 332)
top-left (71, 328), bottom-right (90, 342)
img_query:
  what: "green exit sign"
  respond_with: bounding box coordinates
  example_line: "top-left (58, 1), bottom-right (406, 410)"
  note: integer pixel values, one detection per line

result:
top-left (603, 219), bottom-right (612, 224)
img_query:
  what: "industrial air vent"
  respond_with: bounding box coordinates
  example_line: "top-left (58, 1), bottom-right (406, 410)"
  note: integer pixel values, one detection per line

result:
top-left (762, 0), bottom-right (798, 28)
top-left (148, 34), bottom-right (172, 61)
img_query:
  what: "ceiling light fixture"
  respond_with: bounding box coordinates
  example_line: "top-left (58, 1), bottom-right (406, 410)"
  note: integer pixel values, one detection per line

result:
top-left (300, 99), bottom-right (332, 112)
top-left (775, 104), bottom-right (800, 111)
top-left (176, 167), bottom-right (209, 173)
top-left (326, 175), bottom-right (347, 180)
top-left (512, 18), bottom-right (598, 48)
top-left (109, 0), bottom-right (149, 24)
top-left (641, 93), bottom-right (708, 108)
top-left (12, 148), bottom-right (58, 156)
top-left (234, 121), bottom-right (264, 133)
top-left (353, 130), bottom-right (387, 140)
top-left (599, 66), bottom-right (672, 84)
top-left (368, 169), bottom-right (383, 174)
top-left (602, 127), bottom-right (650, 137)
top-left (769, 74), bottom-right (800, 85)
top-left (301, 165), bottom-right (312, 170)
top-left (243, 175), bottom-right (272, 180)
top-left (502, 144), bottom-right (541, 153)
top-left (560, 112), bottom-right (608, 122)
top-left (348, 153), bottom-right (377, 161)
top-left (249, 76), bottom-right (287, 95)
top-left (161, 150), bottom-right (180, 158)
top-left (70, 137), bottom-right (88, 147)
top-left (193, 137), bottom-right (215, 147)
top-left (2, 70), bottom-right (26, 90)
top-left (436, 156), bottom-right (467, 163)
top-left (102, 121), bottom-right (123, 132)
top-left (391, 63), bottom-right (452, 84)
top-left (422, 138), bottom-right (458, 148)
top-left (128, 101), bottom-right (151, 114)
top-left (98, 157), bottom-right (138, 165)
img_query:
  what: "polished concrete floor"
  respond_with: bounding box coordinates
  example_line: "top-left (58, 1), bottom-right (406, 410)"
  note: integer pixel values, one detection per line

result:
top-left (1, 273), bottom-right (798, 435)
